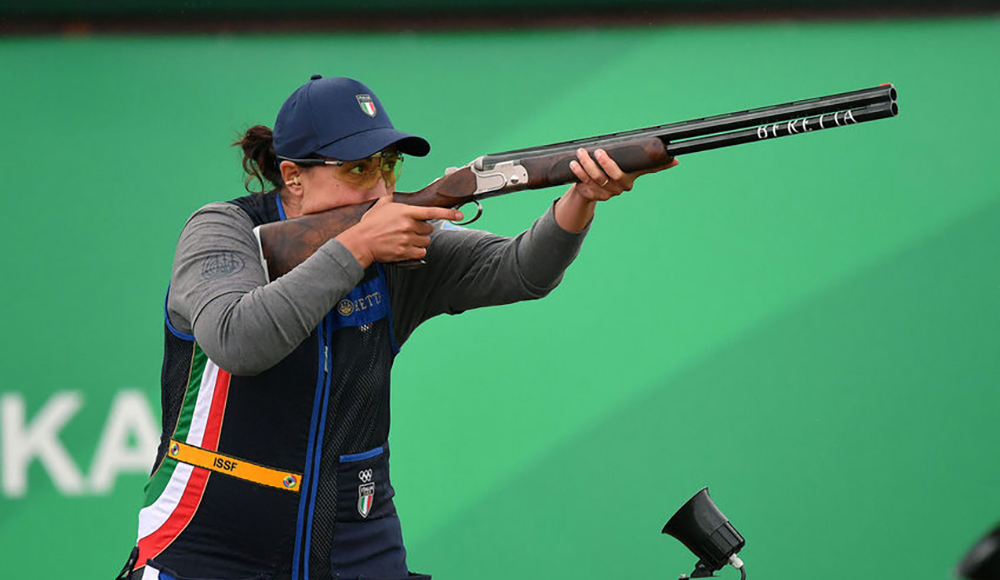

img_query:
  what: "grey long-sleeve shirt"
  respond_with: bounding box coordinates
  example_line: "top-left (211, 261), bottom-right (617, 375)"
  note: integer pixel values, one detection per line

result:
top-left (166, 199), bottom-right (588, 375)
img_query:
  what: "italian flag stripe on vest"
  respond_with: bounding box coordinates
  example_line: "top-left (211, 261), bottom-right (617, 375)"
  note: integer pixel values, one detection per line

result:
top-left (135, 345), bottom-right (231, 568)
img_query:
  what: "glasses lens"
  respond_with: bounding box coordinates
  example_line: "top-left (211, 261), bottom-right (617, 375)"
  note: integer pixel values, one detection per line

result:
top-left (334, 153), bottom-right (402, 188)
top-left (381, 154), bottom-right (403, 186)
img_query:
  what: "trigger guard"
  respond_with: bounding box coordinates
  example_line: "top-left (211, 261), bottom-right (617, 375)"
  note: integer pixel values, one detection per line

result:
top-left (451, 199), bottom-right (483, 226)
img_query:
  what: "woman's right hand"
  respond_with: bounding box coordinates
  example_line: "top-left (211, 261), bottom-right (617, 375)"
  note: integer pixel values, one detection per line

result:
top-left (337, 195), bottom-right (464, 267)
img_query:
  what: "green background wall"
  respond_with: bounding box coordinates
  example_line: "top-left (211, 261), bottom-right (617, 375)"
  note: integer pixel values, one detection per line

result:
top-left (1, 16), bottom-right (998, 579)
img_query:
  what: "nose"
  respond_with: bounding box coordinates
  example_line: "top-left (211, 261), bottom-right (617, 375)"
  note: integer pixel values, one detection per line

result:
top-left (368, 174), bottom-right (390, 200)
top-left (374, 171), bottom-right (391, 193)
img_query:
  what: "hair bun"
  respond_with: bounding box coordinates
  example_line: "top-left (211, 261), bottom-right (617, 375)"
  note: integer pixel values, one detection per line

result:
top-left (234, 125), bottom-right (283, 193)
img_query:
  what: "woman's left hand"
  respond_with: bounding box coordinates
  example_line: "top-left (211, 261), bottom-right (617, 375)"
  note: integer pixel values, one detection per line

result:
top-left (555, 147), bottom-right (679, 232)
top-left (567, 147), bottom-right (679, 202)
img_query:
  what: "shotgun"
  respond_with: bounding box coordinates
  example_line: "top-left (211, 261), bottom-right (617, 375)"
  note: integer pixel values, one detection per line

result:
top-left (256, 83), bottom-right (898, 279)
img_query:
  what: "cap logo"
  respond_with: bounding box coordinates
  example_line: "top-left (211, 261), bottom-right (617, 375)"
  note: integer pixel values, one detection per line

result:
top-left (356, 94), bottom-right (377, 118)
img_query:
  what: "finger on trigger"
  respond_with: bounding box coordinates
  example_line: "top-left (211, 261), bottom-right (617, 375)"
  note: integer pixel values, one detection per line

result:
top-left (413, 206), bottom-right (461, 222)
top-left (576, 148), bottom-right (607, 183)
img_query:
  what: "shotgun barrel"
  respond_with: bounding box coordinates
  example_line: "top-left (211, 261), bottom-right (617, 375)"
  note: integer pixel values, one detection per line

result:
top-left (481, 83), bottom-right (897, 168)
top-left (666, 100), bottom-right (898, 156)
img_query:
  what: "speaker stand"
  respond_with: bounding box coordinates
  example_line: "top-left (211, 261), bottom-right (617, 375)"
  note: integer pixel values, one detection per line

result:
top-left (678, 560), bottom-right (716, 579)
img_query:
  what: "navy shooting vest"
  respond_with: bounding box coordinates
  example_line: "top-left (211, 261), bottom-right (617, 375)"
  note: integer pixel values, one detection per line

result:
top-left (135, 190), bottom-right (416, 580)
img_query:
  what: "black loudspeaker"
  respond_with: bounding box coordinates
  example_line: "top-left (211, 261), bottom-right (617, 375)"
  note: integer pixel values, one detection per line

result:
top-left (663, 487), bottom-right (746, 578)
top-left (958, 525), bottom-right (1000, 580)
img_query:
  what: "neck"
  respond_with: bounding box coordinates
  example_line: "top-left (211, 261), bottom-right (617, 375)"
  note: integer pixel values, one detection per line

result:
top-left (279, 188), bottom-right (303, 219)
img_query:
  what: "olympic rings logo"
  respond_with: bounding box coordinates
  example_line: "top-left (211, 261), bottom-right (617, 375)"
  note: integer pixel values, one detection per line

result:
top-left (359, 469), bottom-right (373, 482)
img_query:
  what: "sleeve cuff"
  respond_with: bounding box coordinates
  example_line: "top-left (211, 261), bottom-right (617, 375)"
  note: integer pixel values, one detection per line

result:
top-left (317, 238), bottom-right (365, 284)
top-left (512, 199), bottom-right (590, 293)
top-left (538, 198), bottom-right (591, 242)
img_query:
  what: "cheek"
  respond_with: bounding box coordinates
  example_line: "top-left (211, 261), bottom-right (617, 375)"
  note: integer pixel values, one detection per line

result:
top-left (338, 184), bottom-right (382, 206)
top-left (303, 179), bottom-right (376, 214)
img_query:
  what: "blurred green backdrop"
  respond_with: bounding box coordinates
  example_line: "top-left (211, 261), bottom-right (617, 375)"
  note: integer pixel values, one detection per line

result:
top-left (1, 16), bottom-right (998, 580)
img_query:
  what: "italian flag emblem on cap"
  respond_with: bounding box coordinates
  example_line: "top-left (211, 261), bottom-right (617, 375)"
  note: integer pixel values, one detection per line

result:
top-left (356, 94), bottom-right (377, 117)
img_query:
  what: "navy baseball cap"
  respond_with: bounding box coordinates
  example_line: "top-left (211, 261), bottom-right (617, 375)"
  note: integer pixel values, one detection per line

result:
top-left (273, 75), bottom-right (430, 161)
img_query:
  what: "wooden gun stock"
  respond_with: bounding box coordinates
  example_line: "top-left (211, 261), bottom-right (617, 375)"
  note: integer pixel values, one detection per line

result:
top-left (257, 166), bottom-right (477, 279)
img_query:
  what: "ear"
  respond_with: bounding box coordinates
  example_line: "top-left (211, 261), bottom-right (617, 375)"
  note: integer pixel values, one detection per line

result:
top-left (279, 160), bottom-right (304, 197)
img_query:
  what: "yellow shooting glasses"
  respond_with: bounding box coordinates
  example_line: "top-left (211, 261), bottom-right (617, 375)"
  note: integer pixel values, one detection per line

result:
top-left (280, 152), bottom-right (404, 189)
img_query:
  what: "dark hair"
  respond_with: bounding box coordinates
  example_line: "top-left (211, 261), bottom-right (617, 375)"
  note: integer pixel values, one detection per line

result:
top-left (234, 125), bottom-right (284, 193)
